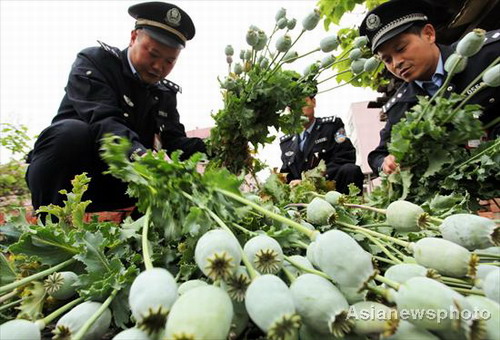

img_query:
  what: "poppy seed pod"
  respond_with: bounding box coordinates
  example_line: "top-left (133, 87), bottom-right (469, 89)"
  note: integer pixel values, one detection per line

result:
top-left (225, 45), bottom-right (234, 57)
top-left (276, 35), bottom-right (292, 52)
top-left (456, 29), bottom-right (486, 57)
top-left (302, 9), bottom-right (321, 31)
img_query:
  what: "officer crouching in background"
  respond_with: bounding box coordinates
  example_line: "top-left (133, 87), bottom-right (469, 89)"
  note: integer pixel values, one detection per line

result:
top-left (279, 86), bottom-right (364, 194)
top-left (26, 2), bottom-right (206, 213)
top-left (360, 0), bottom-right (499, 176)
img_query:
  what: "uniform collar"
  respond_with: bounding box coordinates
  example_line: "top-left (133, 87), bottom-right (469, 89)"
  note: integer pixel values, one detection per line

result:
top-left (415, 52), bottom-right (444, 90)
top-left (301, 119), bottom-right (316, 139)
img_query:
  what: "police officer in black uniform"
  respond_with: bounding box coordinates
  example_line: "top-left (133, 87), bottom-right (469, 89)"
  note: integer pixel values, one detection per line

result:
top-left (26, 2), bottom-right (206, 212)
top-left (360, 0), bottom-right (500, 176)
top-left (279, 89), bottom-right (364, 194)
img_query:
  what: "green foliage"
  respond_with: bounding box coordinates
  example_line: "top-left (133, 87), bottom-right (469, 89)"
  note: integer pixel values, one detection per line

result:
top-left (0, 124), bottom-right (32, 212)
top-left (369, 93), bottom-right (499, 209)
top-left (318, 0), bottom-right (387, 27)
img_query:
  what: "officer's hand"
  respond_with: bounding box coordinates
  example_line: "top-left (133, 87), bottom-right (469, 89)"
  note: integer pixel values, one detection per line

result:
top-left (289, 179), bottom-right (302, 187)
top-left (382, 155), bottom-right (399, 174)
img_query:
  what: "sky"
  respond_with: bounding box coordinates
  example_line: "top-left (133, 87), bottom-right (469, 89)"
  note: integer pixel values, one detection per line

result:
top-left (0, 0), bottom-right (378, 170)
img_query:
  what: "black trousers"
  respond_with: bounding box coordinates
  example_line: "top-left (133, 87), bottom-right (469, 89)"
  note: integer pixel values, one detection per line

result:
top-left (331, 163), bottom-right (364, 195)
top-left (26, 119), bottom-right (136, 212)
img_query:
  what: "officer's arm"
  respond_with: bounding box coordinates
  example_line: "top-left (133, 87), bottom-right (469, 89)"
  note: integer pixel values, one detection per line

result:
top-left (66, 53), bottom-right (147, 157)
top-left (368, 121), bottom-right (392, 176)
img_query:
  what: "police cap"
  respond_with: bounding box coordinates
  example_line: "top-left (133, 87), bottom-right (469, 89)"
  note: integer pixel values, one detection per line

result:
top-left (359, 0), bottom-right (433, 52)
top-left (128, 2), bottom-right (195, 49)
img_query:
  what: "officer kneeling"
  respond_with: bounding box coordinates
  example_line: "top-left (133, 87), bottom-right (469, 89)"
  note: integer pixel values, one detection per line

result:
top-left (279, 87), bottom-right (364, 194)
top-left (26, 2), bottom-right (206, 213)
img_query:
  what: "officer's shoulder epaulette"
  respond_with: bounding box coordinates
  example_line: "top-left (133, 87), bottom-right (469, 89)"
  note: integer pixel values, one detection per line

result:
top-left (160, 79), bottom-right (182, 94)
top-left (382, 85), bottom-right (408, 113)
top-left (280, 134), bottom-right (293, 143)
top-left (97, 40), bottom-right (120, 59)
top-left (317, 115), bottom-right (337, 124)
top-left (484, 29), bottom-right (500, 46)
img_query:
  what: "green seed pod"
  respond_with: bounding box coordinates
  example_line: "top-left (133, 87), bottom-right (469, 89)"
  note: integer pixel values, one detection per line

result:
top-left (353, 36), bottom-right (369, 49)
top-left (112, 327), bottom-right (150, 340)
top-left (129, 268), bottom-right (177, 333)
top-left (439, 213), bottom-right (498, 250)
top-left (456, 29), bottom-right (486, 57)
top-left (224, 266), bottom-right (251, 302)
top-left (465, 295), bottom-right (500, 340)
top-left (384, 263), bottom-right (428, 284)
top-left (321, 55), bottom-right (336, 69)
top-left (339, 285), bottom-right (367, 305)
top-left (276, 35), bottom-right (292, 52)
top-left (316, 230), bottom-right (375, 289)
top-left (291, 274), bottom-right (351, 337)
top-left (244, 234), bottom-right (284, 274)
top-left (244, 49), bottom-right (252, 61)
top-left (195, 229), bottom-right (242, 281)
top-left (483, 64), bottom-right (500, 87)
top-left (225, 45), bottom-right (234, 57)
top-left (284, 255), bottom-right (314, 277)
top-left (351, 58), bottom-right (367, 75)
top-left (349, 48), bottom-right (363, 61)
top-left (260, 57), bottom-right (270, 69)
top-left (233, 62), bottom-right (243, 75)
top-left (306, 241), bottom-right (320, 268)
top-left (0, 319), bottom-right (41, 340)
top-left (307, 197), bottom-right (336, 225)
top-left (283, 50), bottom-right (298, 63)
top-left (364, 56), bottom-right (380, 73)
top-left (386, 200), bottom-right (427, 232)
top-left (302, 9), bottom-right (321, 31)
top-left (239, 49), bottom-right (246, 60)
top-left (246, 29), bottom-right (259, 47)
top-left (277, 17), bottom-right (288, 29)
top-left (383, 320), bottom-right (439, 340)
top-left (483, 270), bottom-right (500, 303)
top-left (395, 277), bottom-right (470, 331)
top-left (53, 301), bottom-right (112, 340)
top-left (178, 279), bottom-right (208, 295)
top-left (165, 285), bottom-right (233, 340)
top-left (324, 190), bottom-right (344, 206)
top-left (411, 237), bottom-right (477, 278)
top-left (254, 30), bottom-right (268, 51)
top-left (44, 271), bottom-right (78, 300)
top-left (444, 53), bottom-right (468, 74)
top-left (245, 274), bottom-right (300, 340)
top-left (221, 78), bottom-right (237, 91)
top-left (287, 18), bottom-right (297, 30)
top-left (275, 7), bottom-right (286, 22)
top-left (349, 301), bottom-right (398, 336)
top-left (320, 35), bottom-right (339, 53)
top-left (474, 265), bottom-right (499, 288)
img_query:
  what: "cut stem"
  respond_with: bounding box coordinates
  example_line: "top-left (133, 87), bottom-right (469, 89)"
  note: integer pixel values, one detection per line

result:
top-left (344, 203), bottom-right (386, 214)
top-left (0, 258), bottom-right (76, 295)
top-left (142, 207), bottom-right (154, 271)
top-left (284, 256), bottom-right (331, 281)
top-left (337, 221), bottom-right (410, 248)
top-left (217, 188), bottom-right (318, 240)
top-left (35, 296), bottom-right (84, 330)
top-left (72, 289), bottom-right (118, 340)
top-left (374, 274), bottom-right (400, 290)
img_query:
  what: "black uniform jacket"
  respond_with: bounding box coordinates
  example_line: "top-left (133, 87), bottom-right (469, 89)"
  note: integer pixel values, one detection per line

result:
top-left (52, 41), bottom-right (205, 159)
top-left (280, 116), bottom-right (357, 182)
top-left (368, 29), bottom-right (500, 175)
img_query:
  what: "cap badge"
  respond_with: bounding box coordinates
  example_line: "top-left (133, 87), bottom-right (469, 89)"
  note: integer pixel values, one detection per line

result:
top-left (285, 151), bottom-right (294, 157)
top-left (366, 14), bottom-right (381, 31)
top-left (165, 8), bottom-right (181, 27)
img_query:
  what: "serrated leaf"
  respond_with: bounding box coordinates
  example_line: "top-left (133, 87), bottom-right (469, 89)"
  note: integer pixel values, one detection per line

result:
top-left (8, 226), bottom-right (78, 265)
top-left (0, 253), bottom-right (17, 285)
top-left (17, 281), bottom-right (46, 320)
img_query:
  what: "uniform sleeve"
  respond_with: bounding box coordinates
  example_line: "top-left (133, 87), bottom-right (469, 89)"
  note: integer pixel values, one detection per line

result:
top-left (65, 53), bottom-right (147, 156)
top-left (368, 118), bottom-right (392, 176)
